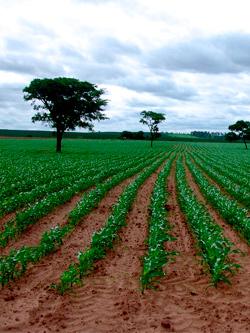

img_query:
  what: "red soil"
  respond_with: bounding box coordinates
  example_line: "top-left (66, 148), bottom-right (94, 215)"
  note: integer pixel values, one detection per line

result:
top-left (191, 157), bottom-right (250, 213)
top-left (0, 174), bottom-right (137, 332)
top-left (0, 161), bottom-right (250, 332)
top-left (0, 213), bottom-right (16, 231)
top-left (184, 160), bottom-right (249, 253)
top-left (0, 194), bottom-right (83, 256)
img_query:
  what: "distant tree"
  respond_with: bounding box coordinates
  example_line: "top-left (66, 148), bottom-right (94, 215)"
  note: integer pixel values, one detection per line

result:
top-left (23, 77), bottom-right (108, 152)
top-left (134, 131), bottom-right (145, 140)
top-left (191, 131), bottom-right (210, 138)
top-left (120, 131), bottom-right (145, 140)
top-left (227, 120), bottom-right (250, 149)
top-left (139, 110), bottom-right (166, 147)
top-left (190, 131), bottom-right (225, 142)
top-left (225, 131), bottom-right (238, 142)
top-left (120, 131), bottom-right (133, 140)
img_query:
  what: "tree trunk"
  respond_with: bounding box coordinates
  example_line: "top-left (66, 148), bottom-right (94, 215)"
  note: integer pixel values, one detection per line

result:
top-left (150, 131), bottom-right (153, 147)
top-left (243, 137), bottom-right (248, 149)
top-left (56, 130), bottom-right (63, 153)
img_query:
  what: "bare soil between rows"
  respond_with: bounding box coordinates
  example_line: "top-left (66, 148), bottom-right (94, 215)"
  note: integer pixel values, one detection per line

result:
top-left (0, 161), bottom-right (250, 333)
top-left (0, 193), bottom-right (83, 256)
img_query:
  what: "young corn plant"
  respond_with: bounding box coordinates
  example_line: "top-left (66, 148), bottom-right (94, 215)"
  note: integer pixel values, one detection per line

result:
top-left (0, 152), bottom-right (169, 287)
top-left (141, 158), bottom-right (176, 291)
top-left (54, 156), bottom-right (168, 294)
top-left (176, 157), bottom-right (239, 285)
top-left (190, 153), bottom-right (250, 209)
top-left (0, 152), bottom-right (163, 248)
top-left (0, 154), bottom-right (134, 217)
top-left (186, 155), bottom-right (250, 245)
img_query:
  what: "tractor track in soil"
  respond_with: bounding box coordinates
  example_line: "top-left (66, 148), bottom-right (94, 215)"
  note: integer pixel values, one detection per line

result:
top-left (141, 159), bottom-right (210, 333)
top-left (182, 157), bottom-right (250, 332)
top-left (0, 193), bottom-right (83, 256)
top-left (27, 166), bottom-right (163, 333)
top-left (184, 158), bottom-right (249, 253)
top-left (190, 157), bottom-right (250, 214)
top-left (0, 173), bottom-right (138, 333)
top-left (0, 157), bottom-right (250, 332)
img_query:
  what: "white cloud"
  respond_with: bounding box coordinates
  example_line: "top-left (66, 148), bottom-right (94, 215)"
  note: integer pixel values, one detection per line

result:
top-left (0, 0), bottom-right (250, 132)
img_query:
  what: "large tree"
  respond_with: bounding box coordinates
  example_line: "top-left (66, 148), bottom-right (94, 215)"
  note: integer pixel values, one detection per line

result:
top-left (139, 110), bottom-right (166, 147)
top-left (23, 77), bottom-right (108, 152)
top-left (226, 120), bottom-right (250, 149)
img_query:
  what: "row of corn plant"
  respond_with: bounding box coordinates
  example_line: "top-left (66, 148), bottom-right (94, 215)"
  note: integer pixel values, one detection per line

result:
top-left (0, 152), bottom-right (170, 287)
top-left (0, 156), bottom-right (97, 200)
top-left (54, 156), bottom-right (167, 294)
top-left (176, 157), bottom-right (239, 285)
top-left (192, 151), bottom-right (250, 187)
top-left (0, 143), bottom-right (151, 200)
top-left (192, 146), bottom-right (250, 173)
top-left (186, 155), bottom-right (250, 244)
top-left (0, 152), bottom-right (164, 248)
top-left (0, 154), bottom-right (147, 218)
top-left (0, 159), bottom-right (64, 199)
top-left (190, 153), bottom-right (250, 208)
top-left (140, 158), bottom-right (176, 291)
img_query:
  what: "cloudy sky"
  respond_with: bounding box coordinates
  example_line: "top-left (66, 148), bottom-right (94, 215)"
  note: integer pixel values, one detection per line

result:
top-left (1, 0), bottom-right (250, 133)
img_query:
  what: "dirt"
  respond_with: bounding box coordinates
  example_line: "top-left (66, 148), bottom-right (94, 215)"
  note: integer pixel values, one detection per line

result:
top-left (0, 161), bottom-right (250, 332)
top-left (190, 157), bottom-right (250, 213)
top-left (0, 212), bottom-right (16, 231)
top-left (184, 159), bottom-right (249, 253)
top-left (0, 173), bottom-right (138, 332)
top-left (0, 194), bottom-right (83, 256)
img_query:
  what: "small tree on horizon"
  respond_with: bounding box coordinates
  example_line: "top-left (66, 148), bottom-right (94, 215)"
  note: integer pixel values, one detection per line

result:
top-left (226, 120), bottom-right (250, 149)
top-left (23, 77), bottom-right (108, 152)
top-left (225, 131), bottom-right (238, 142)
top-left (139, 110), bottom-right (166, 147)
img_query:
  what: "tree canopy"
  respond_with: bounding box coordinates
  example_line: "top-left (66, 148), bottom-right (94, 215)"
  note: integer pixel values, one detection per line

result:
top-left (139, 110), bottom-right (166, 147)
top-left (226, 120), bottom-right (250, 149)
top-left (23, 77), bottom-right (108, 152)
top-left (120, 131), bottom-right (145, 140)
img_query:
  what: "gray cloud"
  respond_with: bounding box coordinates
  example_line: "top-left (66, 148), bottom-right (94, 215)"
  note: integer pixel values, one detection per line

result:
top-left (119, 76), bottom-right (197, 100)
top-left (0, 55), bottom-right (65, 77)
top-left (0, 83), bottom-right (34, 130)
top-left (2, 31), bottom-right (65, 77)
top-left (1, 1), bottom-right (250, 133)
top-left (57, 41), bottom-right (132, 83)
top-left (164, 115), bottom-right (230, 132)
top-left (211, 93), bottom-right (250, 106)
top-left (72, 62), bottom-right (127, 83)
top-left (0, 83), bottom-right (29, 109)
top-left (149, 33), bottom-right (250, 74)
top-left (59, 46), bottom-right (85, 61)
top-left (5, 38), bottom-right (33, 52)
top-left (19, 19), bottom-right (57, 38)
top-left (73, 0), bottom-right (113, 3)
top-left (127, 98), bottom-right (164, 108)
top-left (73, 0), bottom-right (133, 5)
top-left (226, 106), bottom-right (250, 117)
top-left (90, 37), bottom-right (141, 63)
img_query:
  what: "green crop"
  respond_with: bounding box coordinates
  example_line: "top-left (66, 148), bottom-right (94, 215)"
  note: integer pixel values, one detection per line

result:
top-left (141, 157), bottom-right (176, 291)
top-left (54, 156), bottom-right (169, 294)
top-left (190, 153), bottom-right (250, 208)
top-left (0, 152), bottom-right (162, 248)
top-left (0, 151), bottom-right (171, 287)
top-left (176, 157), bottom-right (239, 285)
top-left (186, 155), bottom-right (250, 244)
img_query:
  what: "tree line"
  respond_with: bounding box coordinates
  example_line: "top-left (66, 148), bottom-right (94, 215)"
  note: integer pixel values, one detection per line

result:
top-left (24, 77), bottom-right (165, 152)
top-left (23, 77), bottom-right (250, 152)
top-left (225, 120), bottom-right (250, 149)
